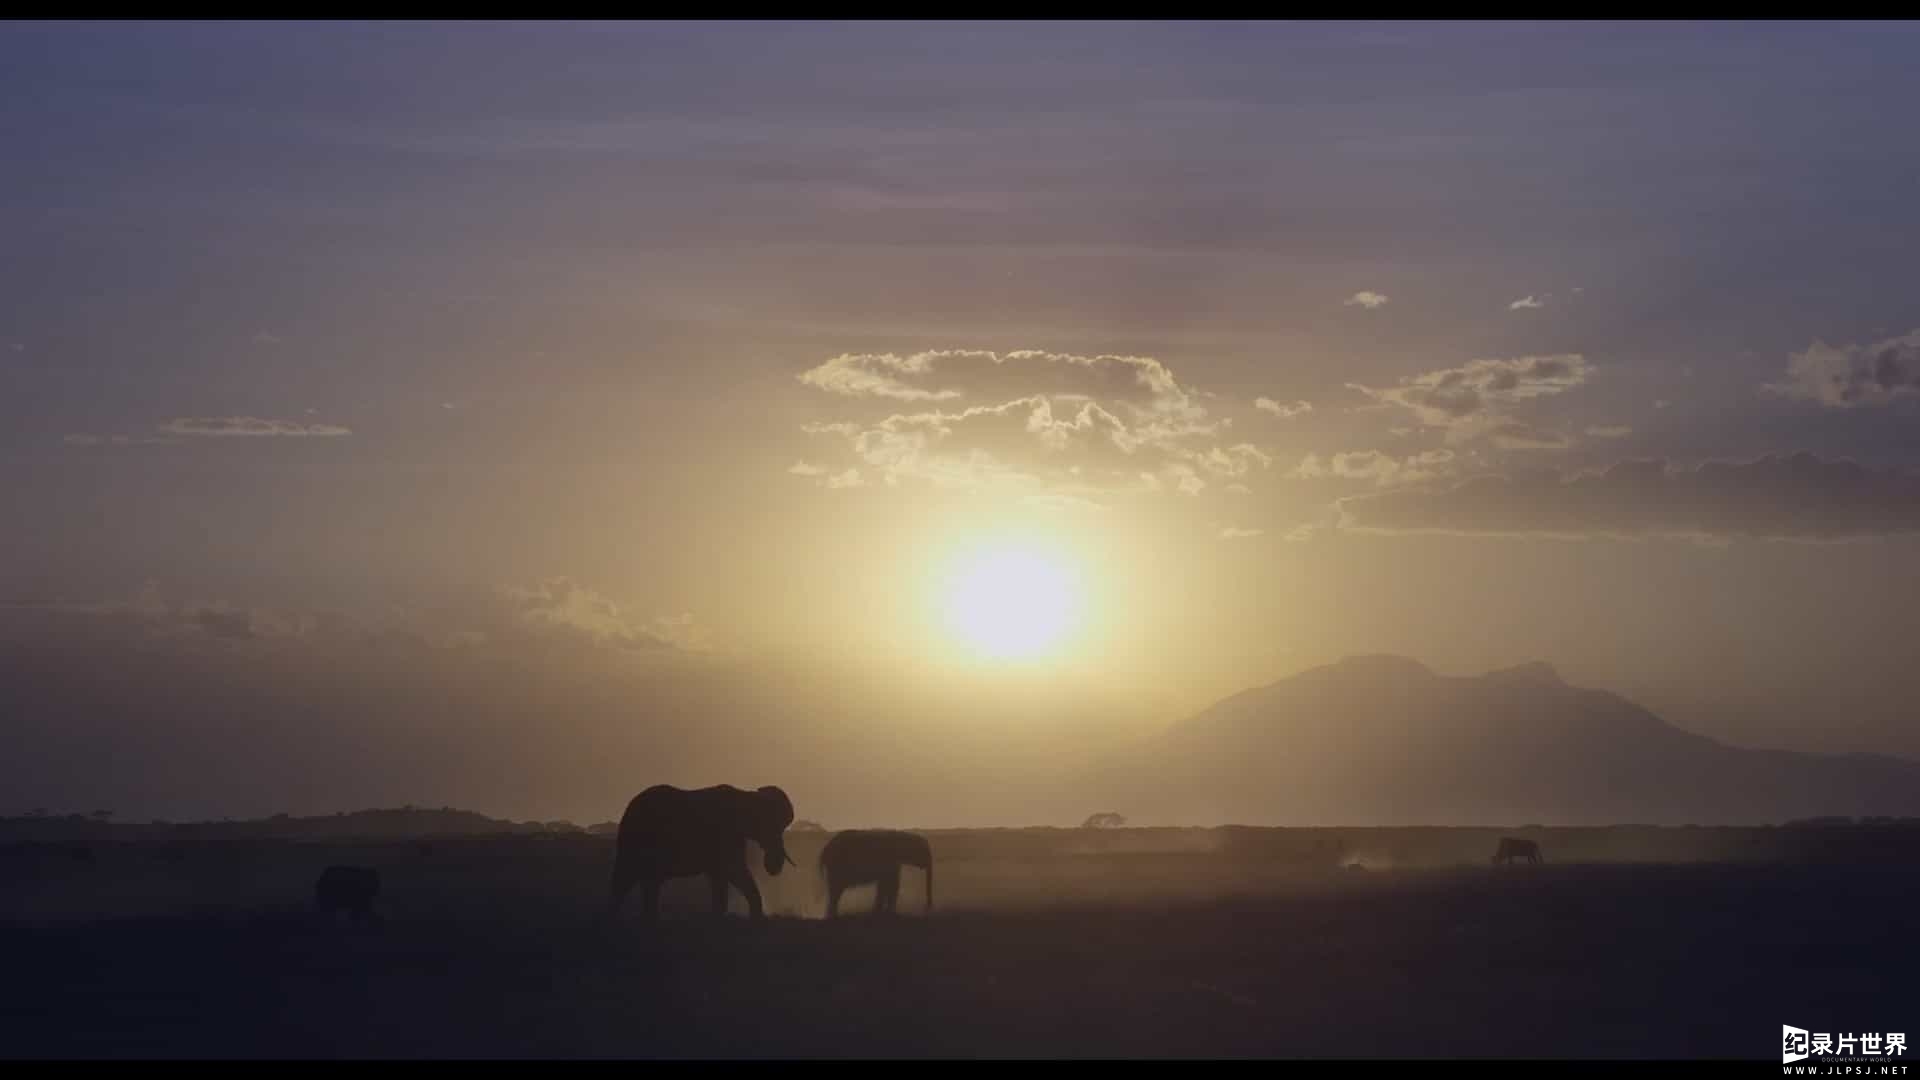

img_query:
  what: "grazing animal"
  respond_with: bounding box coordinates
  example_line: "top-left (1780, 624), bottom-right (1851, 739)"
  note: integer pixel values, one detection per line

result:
top-left (1492, 837), bottom-right (1543, 865)
top-left (314, 865), bottom-right (382, 923)
top-left (600, 784), bottom-right (796, 924)
top-left (819, 829), bottom-right (934, 918)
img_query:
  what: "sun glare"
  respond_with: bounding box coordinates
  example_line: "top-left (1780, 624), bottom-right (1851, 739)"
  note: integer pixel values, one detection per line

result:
top-left (939, 545), bottom-right (1083, 661)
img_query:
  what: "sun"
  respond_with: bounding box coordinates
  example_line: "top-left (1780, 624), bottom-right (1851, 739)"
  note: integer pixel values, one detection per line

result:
top-left (938, 544), bottom-right (1084, 661)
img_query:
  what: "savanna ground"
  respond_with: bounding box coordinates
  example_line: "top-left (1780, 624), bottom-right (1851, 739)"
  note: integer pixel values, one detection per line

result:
top-left (1, 826), bottom-right (1914, 1059)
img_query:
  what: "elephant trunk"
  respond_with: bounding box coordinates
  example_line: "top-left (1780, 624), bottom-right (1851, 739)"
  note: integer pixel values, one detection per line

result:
top-left (762, 841), bottom-right (790, 877)
top-left (753, 827), bottom-right (784, 875)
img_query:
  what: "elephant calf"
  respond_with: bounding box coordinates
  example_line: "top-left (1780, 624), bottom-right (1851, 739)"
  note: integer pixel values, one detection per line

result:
top-left (820, 829), bottom-right (933, 918)
top-left (315, 865), bottom-right (382, 923)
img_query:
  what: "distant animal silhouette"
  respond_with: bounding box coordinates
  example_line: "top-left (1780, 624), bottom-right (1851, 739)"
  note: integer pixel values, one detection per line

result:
top-left (314, 865), bottom-right (382, 923)
top-left (819, 829), bottom-right (933, 918)
top-left (1492, 837), bottom-right (1542, 865)
top-left (600, 784), bottom-right (796, 924)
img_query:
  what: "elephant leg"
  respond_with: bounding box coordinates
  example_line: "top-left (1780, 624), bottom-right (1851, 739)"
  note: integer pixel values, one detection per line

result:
top-left (876, 867), bottom-right (900, 915)
top-left (602, 865), bottom-right (639, 926)
top-left (826, 878), bottom-right (842, 919)
top-left (709, 873), bottom-right (731, 917)
top-left (728, 865), bottom-right (765, 919)
top-left (640, 879), bottom-right (661, 922)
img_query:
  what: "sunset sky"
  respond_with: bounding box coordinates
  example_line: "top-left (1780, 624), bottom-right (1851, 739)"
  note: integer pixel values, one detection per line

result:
top-left (4, 22), bottom-right (1919, 825)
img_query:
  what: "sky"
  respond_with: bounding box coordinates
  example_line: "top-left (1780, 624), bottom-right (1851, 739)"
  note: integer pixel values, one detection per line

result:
top-left (3, 21), bottom-right (1919, 826)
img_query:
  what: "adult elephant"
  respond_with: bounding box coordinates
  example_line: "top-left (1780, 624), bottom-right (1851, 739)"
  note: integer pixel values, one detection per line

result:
top-left (600, 784), bottom-right (797, 923)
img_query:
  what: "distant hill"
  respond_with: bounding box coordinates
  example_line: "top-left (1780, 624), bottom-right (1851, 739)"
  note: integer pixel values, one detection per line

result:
top-left (9, 656), bottom-right (1920, 832)
top-left (1104, 655), bottom-right (1920, 826)
top-left (0, 806), bottom-right (618, 845)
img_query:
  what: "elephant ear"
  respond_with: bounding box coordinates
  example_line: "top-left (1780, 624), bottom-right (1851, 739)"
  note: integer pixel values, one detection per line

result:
top-left (757, 786), bottom-right (795, 829)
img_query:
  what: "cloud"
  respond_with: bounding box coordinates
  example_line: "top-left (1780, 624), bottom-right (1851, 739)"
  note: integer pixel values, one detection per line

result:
top-left (800, 421), bottom-right (861, 438)
top-left (1586, 425), bottom-right (1633, 439)
top-left (64, 433), bottom-right (166, 447)
top-left (1336, 452), bottom-right (1920, 542)
top-left (1140, 463), bottom-right (1206, 497)
top-left (797, 351), bottom-right (962, 401)
top-left (0, 584), bottom-right (316, 644)
top-left (786, 459), bottom-right (861, 488)
top-left (805, 397), bottom-right (1055, 493)
top-left (1347, 354), bottom-right (1591, 445)
top-left (161, 417), bottom-right (352, 438)
top-left (1344, 291), bottom-right (1389, 310)
top-left (499, 578), bottom-right (683, 652)
top-left (638, 612), bottom-right (715, 653)
top-left (1255, 397), bottom-right (1312, 420)
top-left (796, 349), bottom-right (1255, 497)
top-left (796, 350), bottom-right (1201, 416)
top-left (69, 417), bottom-right (352, 446)
top-left (1024, 494), bottom-right (1107, 513)
top-left (1487, 421), bottom-right (1573, 451)
top-left (448, 581), bottom-right (715, 654)
top-left (191, 608), bottom-right (258, 640)
top-left (1508, 295), bottom-right (1546, 310)
top-left (2, 578), bottom-right (708, 656)
top-left (1290, 449), bottom-right (1457, 487)
top-left (1194, 443), bottom-right (1273, 478)
top-left (1765, 330), bottom-right (1920, 408)
top-left (1218, 526), bottom-right (1264, 540)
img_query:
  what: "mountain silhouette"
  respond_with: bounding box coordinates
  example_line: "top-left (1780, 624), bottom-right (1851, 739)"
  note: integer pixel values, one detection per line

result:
top-left (1110, 655), bottom-right (1920, 826)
